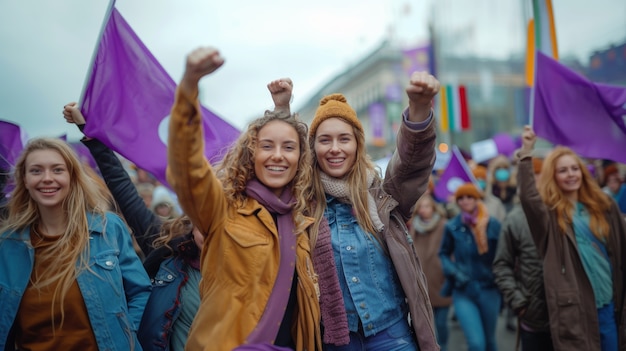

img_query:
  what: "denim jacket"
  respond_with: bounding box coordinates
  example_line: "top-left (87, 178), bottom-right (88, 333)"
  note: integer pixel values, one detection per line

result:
top-left (439, 214), bottom-right (501, 293)
top-left (0, 212), bottom-right (152, 351)
top-left (139, 234), bottom-right (200, 351)
top-left (325, 197), bottom-right (407, 337)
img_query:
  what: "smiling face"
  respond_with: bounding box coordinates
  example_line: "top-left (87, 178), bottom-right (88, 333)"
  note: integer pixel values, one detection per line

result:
top-left (554, 154), bottom-right (582, 197)
top-left (313, 118), bottom-right (357, 178)
top-left (253, 120), bottom-right (300, 196)
top-left (456, 195), bottom-right (478, 213)
top-left (24, 149), bottom-right (70, 212)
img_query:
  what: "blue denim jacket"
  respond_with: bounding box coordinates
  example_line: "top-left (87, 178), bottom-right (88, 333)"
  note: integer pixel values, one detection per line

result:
top-left (325, 196), bottom-right (407, 337)
top-left (439, 214), bottom-right (501, 292)
top-left (0, 212), bottom-right (152, 350)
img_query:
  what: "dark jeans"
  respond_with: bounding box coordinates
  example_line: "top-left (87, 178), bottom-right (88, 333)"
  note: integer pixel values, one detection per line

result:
top-left (520, 329), bottom-right (553, 351)
top-left (324, 318), bottom-right (418, 351)
top-left (433, 306), bottom-right (450, 351)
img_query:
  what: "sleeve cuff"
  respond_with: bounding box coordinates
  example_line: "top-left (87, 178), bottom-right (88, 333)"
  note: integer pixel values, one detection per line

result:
top-left (402, 108), bottom-right (433, 131)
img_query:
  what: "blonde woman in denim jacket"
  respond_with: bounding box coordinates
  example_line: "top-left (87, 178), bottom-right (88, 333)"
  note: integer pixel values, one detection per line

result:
top-left (0, 138), bottom-right (151, 350)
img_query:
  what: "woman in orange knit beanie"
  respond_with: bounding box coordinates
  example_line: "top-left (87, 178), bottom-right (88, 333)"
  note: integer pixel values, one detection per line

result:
top-left (439, 182), bottom-right (502, 351)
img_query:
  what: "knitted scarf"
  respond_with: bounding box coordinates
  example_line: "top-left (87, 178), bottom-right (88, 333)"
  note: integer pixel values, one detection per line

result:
top-left (312, 217), bottom-right (350, 345)
top-left (319, 170), bottom-right (384, 232)
top-left (244, 179), bottom-right (297, 345)
top-left (460, 202), bottom-right (489, 255)
top-left (412, 213), bottom-right (442, 234)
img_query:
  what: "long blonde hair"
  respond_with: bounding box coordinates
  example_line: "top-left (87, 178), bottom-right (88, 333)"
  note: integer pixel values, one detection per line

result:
top-left (215, 110), bottom-right (313, 234)
top-left (308, 118), bottom-right (381, 247)
top-left (0, 138), bottom-right (112, 327)
top-left (539, 146), bottom-right (611, 240)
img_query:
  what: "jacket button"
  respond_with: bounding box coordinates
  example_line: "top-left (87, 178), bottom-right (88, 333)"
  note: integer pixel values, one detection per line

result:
top-left (167, 274), bottom-right (173, 279)
top-left (105, 260), bottom-right (114, 266)
top-left (351, 277), bottom-right (359, 283)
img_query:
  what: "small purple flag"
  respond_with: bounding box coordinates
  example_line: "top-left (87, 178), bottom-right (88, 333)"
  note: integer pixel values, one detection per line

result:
top-left (0, 120), bottom-right (25, 172)
top-left (0, 120), bottom-right (27, 197)
top-left (434, 145), bottom-right (477, 202)
top-left (534, 52), bottom-right (626, 164)
top-left (81, 8), bottom-right (240, 188)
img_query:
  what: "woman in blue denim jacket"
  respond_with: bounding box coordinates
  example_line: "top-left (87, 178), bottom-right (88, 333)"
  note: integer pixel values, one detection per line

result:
top-left (307, 72), bottom-right (440, 350)
top-left (439, 183), bottom-right (501, 351)
top-left (0, 138), bottom-right (151, 351)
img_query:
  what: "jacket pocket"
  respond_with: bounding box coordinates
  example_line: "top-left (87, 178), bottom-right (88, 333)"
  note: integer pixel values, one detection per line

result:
top-left (555, 290), bottom-right (584, 341)
top-left (93, 251), bottom-right (122, 296)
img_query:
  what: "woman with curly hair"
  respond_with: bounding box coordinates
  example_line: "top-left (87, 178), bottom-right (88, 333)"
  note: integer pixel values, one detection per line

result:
top-left (0, 138), bottom-right (151, 350)
top-left (517, 126), bottom-right (626, 351)
top-left (166, 46), bottom-right (321, 351)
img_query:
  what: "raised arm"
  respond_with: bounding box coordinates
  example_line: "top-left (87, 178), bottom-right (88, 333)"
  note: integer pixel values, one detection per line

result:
top-left (384, 72), bottom-right (438, 217)
top-left (63, 102), bottom-right (160, 255)
top-left (268, 77), bottom-right (293, 115)
top-left (166, 47), bottom-right (228, 237)
top-left (516, 126), bottom-right (550, 256)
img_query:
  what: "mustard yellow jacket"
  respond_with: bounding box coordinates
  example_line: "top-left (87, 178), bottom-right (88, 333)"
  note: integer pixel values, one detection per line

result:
top-left (166, 86), bottom-right (321, 351)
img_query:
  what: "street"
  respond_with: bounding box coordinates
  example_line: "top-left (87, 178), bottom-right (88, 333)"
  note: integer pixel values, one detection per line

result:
top-left (446, 312), bottom-right (518, 351)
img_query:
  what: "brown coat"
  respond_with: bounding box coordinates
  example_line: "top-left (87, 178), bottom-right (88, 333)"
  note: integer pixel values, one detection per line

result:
top-left (411, 217), bottom-right (452, 308)
top-left (517, 153), bottom-right (626, 351)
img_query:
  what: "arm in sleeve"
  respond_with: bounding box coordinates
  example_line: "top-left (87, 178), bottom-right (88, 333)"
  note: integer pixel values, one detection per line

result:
top-left (166, 86), bottom-right (227, 237)
top-left (517, 154), bottom-right (550, 257)
top-left (82, 138), bottom-right (160, 255)
top-left (492, 215), bottom-right (527, 312)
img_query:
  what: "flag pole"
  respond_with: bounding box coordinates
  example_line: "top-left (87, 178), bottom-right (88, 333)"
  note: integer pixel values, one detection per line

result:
top-left (78, 0), bottom-right (117, 108)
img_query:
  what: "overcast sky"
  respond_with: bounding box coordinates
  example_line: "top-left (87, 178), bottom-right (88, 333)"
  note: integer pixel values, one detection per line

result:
top-left (0, 0), bottom-right (624, 142)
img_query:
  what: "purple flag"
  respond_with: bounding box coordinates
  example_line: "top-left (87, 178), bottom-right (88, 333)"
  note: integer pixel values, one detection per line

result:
top-left (402, 44), bottom-right (433, 77)
top-left (81, 8), bottom-right (240, 188)
top-left (434, 145), bottom-right (477, 202)
top-left (0, 120), bottom-right (27, 197)
top-left (534, 52), bottom-right (626, 164)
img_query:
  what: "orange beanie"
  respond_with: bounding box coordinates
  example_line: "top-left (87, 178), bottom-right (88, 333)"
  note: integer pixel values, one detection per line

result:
top-left (454, 183), bottom-right (482, 200)
top-left (309, 93), bottom-right (362, 138)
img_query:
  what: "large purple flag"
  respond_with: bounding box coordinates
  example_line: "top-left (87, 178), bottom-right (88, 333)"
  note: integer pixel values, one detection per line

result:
top-left (534, 52), bottom-right (626, 164)
top-left (434, 145), bottom-right (477, 202)
top-left (81, 8), bottom-right (240, 187)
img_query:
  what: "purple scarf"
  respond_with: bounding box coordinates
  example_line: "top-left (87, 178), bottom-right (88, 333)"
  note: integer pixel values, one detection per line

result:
top-left (313, 218), bottom-right (350, 345)
top-left (244, 179), bottom-right (297, 345)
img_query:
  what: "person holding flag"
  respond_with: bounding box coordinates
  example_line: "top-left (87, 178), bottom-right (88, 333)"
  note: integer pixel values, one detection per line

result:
top-left (518, 125), bottom-right (626, 351)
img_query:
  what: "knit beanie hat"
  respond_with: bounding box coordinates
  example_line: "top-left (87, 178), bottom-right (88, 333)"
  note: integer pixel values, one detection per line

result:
top-left (309, 94), bottom-right (362, 138)
top-left (454, 182), bottom-right (482, 200)
top-left (472, 165), bottom-right (487, 180)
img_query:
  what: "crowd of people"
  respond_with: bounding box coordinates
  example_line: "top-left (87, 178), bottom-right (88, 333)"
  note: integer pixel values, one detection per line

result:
top-left (0, 45), bottom-right (625, 351)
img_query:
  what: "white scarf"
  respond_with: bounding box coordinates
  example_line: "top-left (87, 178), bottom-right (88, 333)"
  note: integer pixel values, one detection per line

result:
top-left (319, 171), bottom-right (385, 232)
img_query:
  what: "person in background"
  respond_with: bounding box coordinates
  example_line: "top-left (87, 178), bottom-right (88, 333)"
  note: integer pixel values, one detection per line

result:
top-left (167, 46), bottom-right (321, 351)
top-left (601, 163), bottom-right (626, 214)
top-left (307, 71), bottom-right (439, 350)
top-left (486, 155), bottom-right (517, 214)
top-left (439, 182), bottom-right (502, 351)
top-left (517, 126), bottom-right (626, 351)
top-left (0, 137), bottom-right (151, 350)
top-left (492, 157), bottom-right (553, 351)
top-left (409, 194), bottom-right (451, 351)
top-left (472, 165), bottom-right (506, 223)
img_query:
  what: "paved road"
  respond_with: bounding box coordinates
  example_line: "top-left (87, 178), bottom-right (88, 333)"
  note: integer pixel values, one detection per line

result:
top-left (445, 311), bottom-right (518, 351)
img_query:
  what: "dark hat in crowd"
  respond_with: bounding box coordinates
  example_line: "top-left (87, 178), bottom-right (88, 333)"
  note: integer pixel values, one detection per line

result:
top-left (309, 93), bottom-right (362, 138)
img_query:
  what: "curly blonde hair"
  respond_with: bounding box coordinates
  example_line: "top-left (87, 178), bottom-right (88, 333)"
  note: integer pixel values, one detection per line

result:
top-left (215, 110), bottom-right (312, 234)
